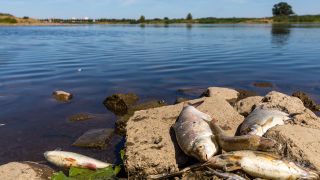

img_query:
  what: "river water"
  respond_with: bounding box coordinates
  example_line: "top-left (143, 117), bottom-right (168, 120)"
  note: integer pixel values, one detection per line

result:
top-left (0, 24), bottom-right (319, 164)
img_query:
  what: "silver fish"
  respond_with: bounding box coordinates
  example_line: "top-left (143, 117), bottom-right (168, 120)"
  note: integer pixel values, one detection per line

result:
top-left (205, 151), bottom-right (319, 180)
top-left (44, 150), bottom-right (111, 169)
top-left (240, 107), bottom-right (293, 136)
top-left (173, 101), bottom-right (219, 162)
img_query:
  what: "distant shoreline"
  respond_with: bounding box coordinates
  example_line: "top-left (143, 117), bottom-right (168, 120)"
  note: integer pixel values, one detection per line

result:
top-left (2, 22), bottom-right (320, 27)
top-left (1, 14), bottom-right (320, 26)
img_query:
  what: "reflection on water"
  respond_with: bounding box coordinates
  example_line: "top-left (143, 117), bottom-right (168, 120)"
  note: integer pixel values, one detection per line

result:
top-left (271, 24), bottom-right (291, 46)
top-left (186, 24), bottom-right (193, 29)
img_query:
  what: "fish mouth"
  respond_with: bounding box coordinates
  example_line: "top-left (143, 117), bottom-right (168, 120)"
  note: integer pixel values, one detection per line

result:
top-left (44, 151), bottom-right (49, 158)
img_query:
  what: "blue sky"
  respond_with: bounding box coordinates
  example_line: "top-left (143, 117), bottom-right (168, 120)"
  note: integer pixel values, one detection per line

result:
top-left (1, 0), bottom-right (320, 19)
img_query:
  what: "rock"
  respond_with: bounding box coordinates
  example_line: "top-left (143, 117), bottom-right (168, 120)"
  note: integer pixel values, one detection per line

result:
top-left (234, 96), bottom-right (263, 116)
top-left (236, 89), bottom-right (259, 101)
top-left (0, 162), bottom-right (54, 180)
top-left (201, 87), bottom-right (239, 101)
top-left (103, 93), bottom-right (139, 115)
top-left (68, 113), bottom-right (95, 122)
top-left (52, 90), bottom-right (72, 102)
top-left (258, 91), bottom-right (320, 129)
top-left (253, 82), bottom-right (274, 88)
top-left (177, 87), bottom-right (206, 96)
top-left (265, 125), bottom-right (320, 170)
top-left (72, 128), bottom-right (114, 149)
top-left (174, 97), bottom-right (190, 104)
top-left (125, 96), bottom-right (244, 177)
top-left (115, 100), bottom-right (166, 135)
top-left (292, 91), bottom-right (320, 112)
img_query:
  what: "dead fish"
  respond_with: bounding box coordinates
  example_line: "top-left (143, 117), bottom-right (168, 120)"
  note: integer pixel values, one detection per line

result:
top-left (210, 120), bottom-right (279, 152)
top-left (205, 151), bottom-right (319, 180)
top-left (240, 107), bottom-right (295, 136)
top-left (173, 100), bottom-right (219, 162)
top-left (44, 150), bottom-right (111, 170)
top-left (0, 124), bottom-right (5, 127)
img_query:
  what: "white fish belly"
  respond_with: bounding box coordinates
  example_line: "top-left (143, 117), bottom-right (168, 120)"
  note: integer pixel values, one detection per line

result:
top-left (240, 156), bottom-right (298, 180)
top-left (175, 118), bottom-right (213, 154)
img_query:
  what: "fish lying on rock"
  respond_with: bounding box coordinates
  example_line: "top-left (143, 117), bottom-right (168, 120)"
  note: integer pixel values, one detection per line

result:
top-left (204, 151), bottom-right (319, 180)
top-left (173, 101), bottom-right (219, 162)
top-left (174, 101), bottom-right (280, 162)
top-left (240, 107), bottom-right (298, 136)
top-left (210, 119), bottom-right (279, 152)
top-left (44, 150), bottom-right (112, 170)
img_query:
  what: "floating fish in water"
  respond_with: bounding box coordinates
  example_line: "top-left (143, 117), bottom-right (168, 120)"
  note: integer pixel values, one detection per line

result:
top-left (0, 124), bottom-right (5, 127)
top-left (240, 107), bottom-right (295, 136)
top-left (44, 150), bottom-right (111, 170)
top-left (210, 120), bottom-right (279, 152)
top-left (205, 151), bottom-right (319, 180)
top-left (173, 101), bottom-right (219, 162)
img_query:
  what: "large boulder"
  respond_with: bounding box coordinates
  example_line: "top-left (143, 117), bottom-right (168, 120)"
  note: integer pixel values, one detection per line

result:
top-left (265, 125), bottom-right (320, 170)
top-left (0, 162), bottom-right (54, 180)
top-left (124, 96), bottom-right (244, 177)
top-left (115, 100), bottom-right (166, 135)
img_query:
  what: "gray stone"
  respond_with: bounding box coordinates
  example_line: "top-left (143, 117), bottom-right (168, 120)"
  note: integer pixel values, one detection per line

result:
top-left (72, 128), bottom-right (114, 149)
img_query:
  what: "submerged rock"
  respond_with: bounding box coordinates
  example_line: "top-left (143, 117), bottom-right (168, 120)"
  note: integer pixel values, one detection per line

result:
top-left (52, 90), bottom-right (72, 102)
top-left (103, 93), bottom-right (139, 116)
top-left (68, 113), bottom-right (95, 122)
top-left (0, 162), bottom-right (54, 180)
top-left (72, 128), bottom-right (114, 149)
top-left (177, 87), bottom-right (207, 96)
top-left (253, 82), bottom-right (274, 88)
top-left (174, 97), bottom-right (190, 104)
top-left (292, 91), bottom-right (320, 112)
